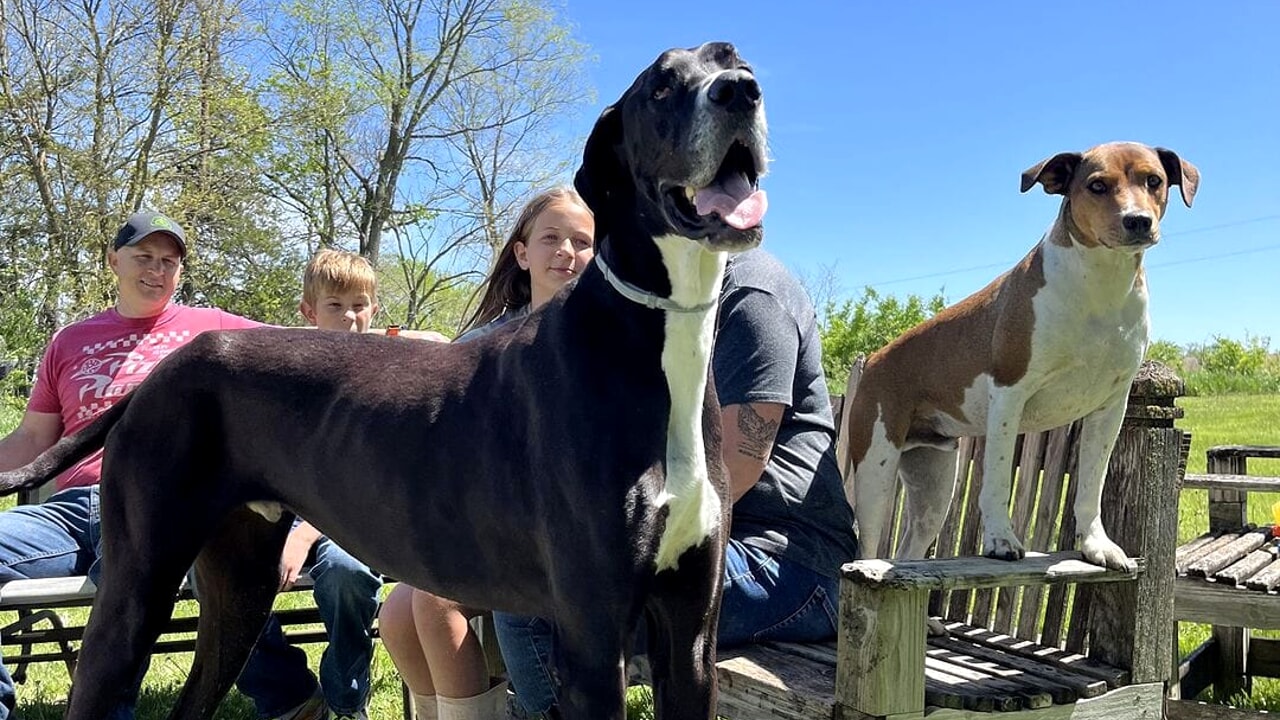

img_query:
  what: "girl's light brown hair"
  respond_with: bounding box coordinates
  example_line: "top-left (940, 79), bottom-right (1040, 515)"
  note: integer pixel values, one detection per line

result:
top-left (461, 187), bottom-right (592, 333)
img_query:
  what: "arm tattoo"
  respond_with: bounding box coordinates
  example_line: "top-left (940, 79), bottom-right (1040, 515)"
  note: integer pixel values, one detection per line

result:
top-left (735, 404), bottom-right (778, 462)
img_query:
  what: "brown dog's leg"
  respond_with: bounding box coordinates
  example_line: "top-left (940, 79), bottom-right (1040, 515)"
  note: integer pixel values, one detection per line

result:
top-left (168, 507), bottom-right (292, 720)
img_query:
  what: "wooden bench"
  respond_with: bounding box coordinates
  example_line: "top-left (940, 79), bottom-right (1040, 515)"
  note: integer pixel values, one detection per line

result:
top-left (1171, 444), bottom-right (1280, 718)
top-left (707, 360), bottom-right (1185, 719)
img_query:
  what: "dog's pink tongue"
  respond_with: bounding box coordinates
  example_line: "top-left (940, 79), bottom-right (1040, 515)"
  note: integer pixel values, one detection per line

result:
top-left (694, 175), bottom-right (768, 230)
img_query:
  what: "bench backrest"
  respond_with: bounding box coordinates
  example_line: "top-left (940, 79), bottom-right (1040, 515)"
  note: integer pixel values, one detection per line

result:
top-left (831, 391), bottom-right (1085, 646)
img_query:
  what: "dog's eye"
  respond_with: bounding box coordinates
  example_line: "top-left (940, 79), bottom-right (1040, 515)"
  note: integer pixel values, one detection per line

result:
top-left (1145, 174), bottom-right (1163, 189)
top-left (1087, 180), bottom-right (1108, 194)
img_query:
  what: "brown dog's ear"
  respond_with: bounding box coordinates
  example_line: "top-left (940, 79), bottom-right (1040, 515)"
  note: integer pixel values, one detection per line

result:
top-left (1156, 147), bottom-right (1200, 208)
top-left (1020, 152), bottom-right (1082, 195)
top-left (574, 105), bottom-right (625, 241)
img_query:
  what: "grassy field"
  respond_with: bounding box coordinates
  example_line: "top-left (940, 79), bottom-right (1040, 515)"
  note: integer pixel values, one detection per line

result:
top-left (2, 395), bottom-right (1279, 716)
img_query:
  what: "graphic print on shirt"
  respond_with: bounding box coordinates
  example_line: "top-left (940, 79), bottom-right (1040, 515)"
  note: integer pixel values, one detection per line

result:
top-left (70, 330), bottom-right (193, 422)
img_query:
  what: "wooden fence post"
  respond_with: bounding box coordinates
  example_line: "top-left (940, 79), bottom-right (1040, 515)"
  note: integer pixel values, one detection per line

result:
top-left (1085, 361), bottom-right (1183, 685)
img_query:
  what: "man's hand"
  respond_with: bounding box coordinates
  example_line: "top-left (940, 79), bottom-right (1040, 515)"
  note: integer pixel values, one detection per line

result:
top-left (279, 521), bottom-right (322, 591)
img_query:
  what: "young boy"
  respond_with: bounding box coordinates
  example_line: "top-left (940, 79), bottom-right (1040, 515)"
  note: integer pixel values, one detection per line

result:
top-left (236, 250), bottom-right (389, 720)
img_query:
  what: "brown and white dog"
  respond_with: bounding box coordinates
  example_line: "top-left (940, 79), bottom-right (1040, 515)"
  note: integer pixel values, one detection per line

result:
top-left (839, 142), bottom-right (1198, 574)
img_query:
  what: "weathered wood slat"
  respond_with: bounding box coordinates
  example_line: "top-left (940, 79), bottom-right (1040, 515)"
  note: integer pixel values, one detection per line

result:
top-left (1184, 472), bottom-right (1280, 493)
top-left (1246, 556), bottom-right (1280, 591)
top-left (924, 633), bottom-right (1106, 699)
top-left (1187, 529), bottom-right (1271, 578)
top-left (1246, 636), bottom-right (1280, 679)
top-left (949, 439), bottom-right (989, 625)
top-left (1175, 531), bottom-right (1221, 566)
top-left (1016, 426), bottom-right (1074, 642)
top-left (1214, 544), bottom-right (1278, 585)
top-left (1207, 445), bottom-right (1280, 461)
top-left (843, 551), bottom-right (1141, 592)
top-left (925, 655), bottom-right (1027, 711)
top-left (996, 432), bottom-right (1046, 636)
top-left (1176, 529), bottom-right (1252, 574)
top-left (927, 639), bottom-right (1070, 705)
top-left (1165, 698), bottom-right (1279, 720)
top-left (918, 683), bottom-right (1163, 720)
top-left (713, 644), bottom-right (837, 720)
top-left (942, 622), bottom-right (1129, 687)
top-left (1175, 575), bottom-right (1280, 628)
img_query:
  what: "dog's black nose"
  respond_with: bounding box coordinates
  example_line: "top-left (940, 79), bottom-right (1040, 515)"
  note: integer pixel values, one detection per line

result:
top-left (1122, 213), bottom-right (1153, 235)
top-left (708, 69), bottom-right (761, 113)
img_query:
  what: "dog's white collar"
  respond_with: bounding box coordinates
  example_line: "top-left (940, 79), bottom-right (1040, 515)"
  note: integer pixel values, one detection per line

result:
top-left (595, 254), bottom-right (717, 313)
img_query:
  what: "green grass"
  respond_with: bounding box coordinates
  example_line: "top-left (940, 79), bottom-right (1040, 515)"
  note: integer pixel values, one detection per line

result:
top-left (4, 395), bottom-right (1280, 715)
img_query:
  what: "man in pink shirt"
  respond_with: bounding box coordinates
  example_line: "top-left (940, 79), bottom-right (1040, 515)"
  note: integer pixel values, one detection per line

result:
top-left (0, 211), bottom-right (258, 719)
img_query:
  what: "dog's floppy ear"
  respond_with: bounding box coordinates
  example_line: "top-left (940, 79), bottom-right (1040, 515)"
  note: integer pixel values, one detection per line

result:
top-left (1155, 147), bottom-right (1199, 208)
top-left (1020, 152), bottom-right (1082, 196)
top-left (574, 105), bottom-right (625, 241)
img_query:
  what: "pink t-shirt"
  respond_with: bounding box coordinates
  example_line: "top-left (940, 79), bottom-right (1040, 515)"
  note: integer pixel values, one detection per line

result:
top-left (28, 304), bottom-right (261, 490)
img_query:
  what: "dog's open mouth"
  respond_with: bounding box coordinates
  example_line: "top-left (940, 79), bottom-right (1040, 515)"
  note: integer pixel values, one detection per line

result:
top-left (669, 141), bottom-right (768, 232)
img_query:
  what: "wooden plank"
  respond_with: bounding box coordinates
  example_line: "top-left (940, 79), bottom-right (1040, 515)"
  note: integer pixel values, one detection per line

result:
top-left (934, 438), bottom-right (976, 618)
top-left (917, 681), bottom-right (1163, 720)
top-left (1017, 425), bottom-right (1074, 642)
top-left (1176, 531), bottom-right (1222, 567)
top-left (843, 551), bottom-right (1141, 592)
top-left (1177, 529), bottom-right (1252, 574)
top-left (1164, 698), bottom-right (1275, 720)
top-left (1247, 636), bottom-right (1280, 680)
top-left (836, 579), bottom-right (927, 716)
top-left (947, 438), bottom-right (987, 624)
top-left (1183, 473), bottom-right (1280, 493)
top-left (713, 643), bottom-right (838, 720)
top-left (1047, 432), bottom-right (1084, 651)
top-left (1187, 529), bottom-right (1271, 578)
top-left (1174, 576), bottom-right (1280, 628)
top-left (927, 638), bottom-right (1077, 704)
top-left (924, 655), bottom-right (1025, 711)
top-left (995, 431), bottom-right (1046, 636)
top-left (1176, 638), bottom-right (1220, 701)
top-left (1247, 557), bottom-right (1280, 591)
top-left (941, 622), bottom-right (1128, 687)
top-left (925, 647), bottom-right (1057, 707)
top-left (1207, 445), bottom-right (1280, 461)
top-left (1215, 545), bottom-right (1279, 586)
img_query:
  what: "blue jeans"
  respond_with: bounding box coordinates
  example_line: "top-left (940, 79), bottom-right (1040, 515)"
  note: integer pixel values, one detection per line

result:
top-left (0, 487), bottom-right (142, 720)
top-left (494, 539), bottom-right (840, 715)
top-left (235, 536), bottom-right (382, 717)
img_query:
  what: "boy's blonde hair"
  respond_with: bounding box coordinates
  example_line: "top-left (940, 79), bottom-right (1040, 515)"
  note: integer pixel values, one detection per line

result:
top-left (302, 249), bottom-right (378, 306)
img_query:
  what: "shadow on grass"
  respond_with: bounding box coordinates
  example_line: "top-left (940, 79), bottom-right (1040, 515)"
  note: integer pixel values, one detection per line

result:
top-left (17, 683), bottom-right (259, 720)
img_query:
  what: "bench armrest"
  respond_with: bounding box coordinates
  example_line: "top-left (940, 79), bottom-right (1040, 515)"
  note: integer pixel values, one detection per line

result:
top-left (841, 550), bottom-right (1144, 592)
top-left (1183, 472), bottom-right (1280, 493)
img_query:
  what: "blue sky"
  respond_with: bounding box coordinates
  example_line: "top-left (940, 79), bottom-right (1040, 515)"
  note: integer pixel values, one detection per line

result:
top-left (561, 1), bottom-right (1279, 348)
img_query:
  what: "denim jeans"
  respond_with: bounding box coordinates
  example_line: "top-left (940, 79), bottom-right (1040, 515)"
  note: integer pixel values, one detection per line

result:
top-left (236, 536), bottom-right (382, 717)
top-left (0, 487), bottom-right (144, 720)
top-left (493, 539), bottom-right (840, 715)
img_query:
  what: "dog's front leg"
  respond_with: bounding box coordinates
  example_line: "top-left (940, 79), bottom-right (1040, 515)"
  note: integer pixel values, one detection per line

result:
top-left (1073, 397), bottom-right (1137, 572)
top-left (979, 387), bottom-right (1029, 561)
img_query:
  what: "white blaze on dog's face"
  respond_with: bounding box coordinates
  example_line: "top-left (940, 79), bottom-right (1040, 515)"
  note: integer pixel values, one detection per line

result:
top-left (1021, 141), bottom-right (1200, 253)
top-left (617, 42), bottom-right (769, 252)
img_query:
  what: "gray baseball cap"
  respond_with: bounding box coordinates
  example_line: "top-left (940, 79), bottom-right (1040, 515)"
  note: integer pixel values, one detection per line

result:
top-left (113, 211), bottom-right (187, 257)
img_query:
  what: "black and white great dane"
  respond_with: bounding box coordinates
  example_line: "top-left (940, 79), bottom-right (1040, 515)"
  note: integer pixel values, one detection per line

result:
top-left (0, 42), bottom-right (767, 720)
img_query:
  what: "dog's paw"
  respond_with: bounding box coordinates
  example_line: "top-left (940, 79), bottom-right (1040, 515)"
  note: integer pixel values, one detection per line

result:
top-left (983, 529), bottom-right (1026, 562)
top-left (1080, 533), bottom-right (1137, 572)
top-left (927, 617), bottom-right (950, 637)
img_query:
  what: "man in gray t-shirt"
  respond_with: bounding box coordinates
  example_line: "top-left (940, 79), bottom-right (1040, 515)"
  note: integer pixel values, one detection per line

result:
top-left (713, 247), bottom-right (859, 646)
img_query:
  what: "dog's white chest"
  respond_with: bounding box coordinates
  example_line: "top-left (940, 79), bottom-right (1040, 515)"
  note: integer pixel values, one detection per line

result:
top-left (652, 238), bottom-right (726, 571)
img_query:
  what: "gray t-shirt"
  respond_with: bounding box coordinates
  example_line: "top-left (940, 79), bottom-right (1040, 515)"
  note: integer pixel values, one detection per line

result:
top-left (455, 305), bottom-right (530, 344)
top-left (715, 249), bottom-right (860, 578)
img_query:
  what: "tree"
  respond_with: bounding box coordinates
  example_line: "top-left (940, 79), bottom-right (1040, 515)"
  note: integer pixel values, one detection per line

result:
top-left (819, 287), bottom-right (948, 389)
top-left (257, 0), bottom-right (591, 331)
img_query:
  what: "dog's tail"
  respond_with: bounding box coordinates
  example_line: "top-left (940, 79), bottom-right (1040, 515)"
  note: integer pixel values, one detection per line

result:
top-left (0, 393), bottom-right (133, 496)
top-left (835, 354), bottom-right (866, 480)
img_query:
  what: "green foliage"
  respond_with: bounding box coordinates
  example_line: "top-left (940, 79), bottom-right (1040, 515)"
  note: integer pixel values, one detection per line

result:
top-left (1147, 335), bottom-right (1280, 396)
top-left (1145, 339), bottom-right (1185, 370)
top-left (819, 288), bottom-right (947, 390)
